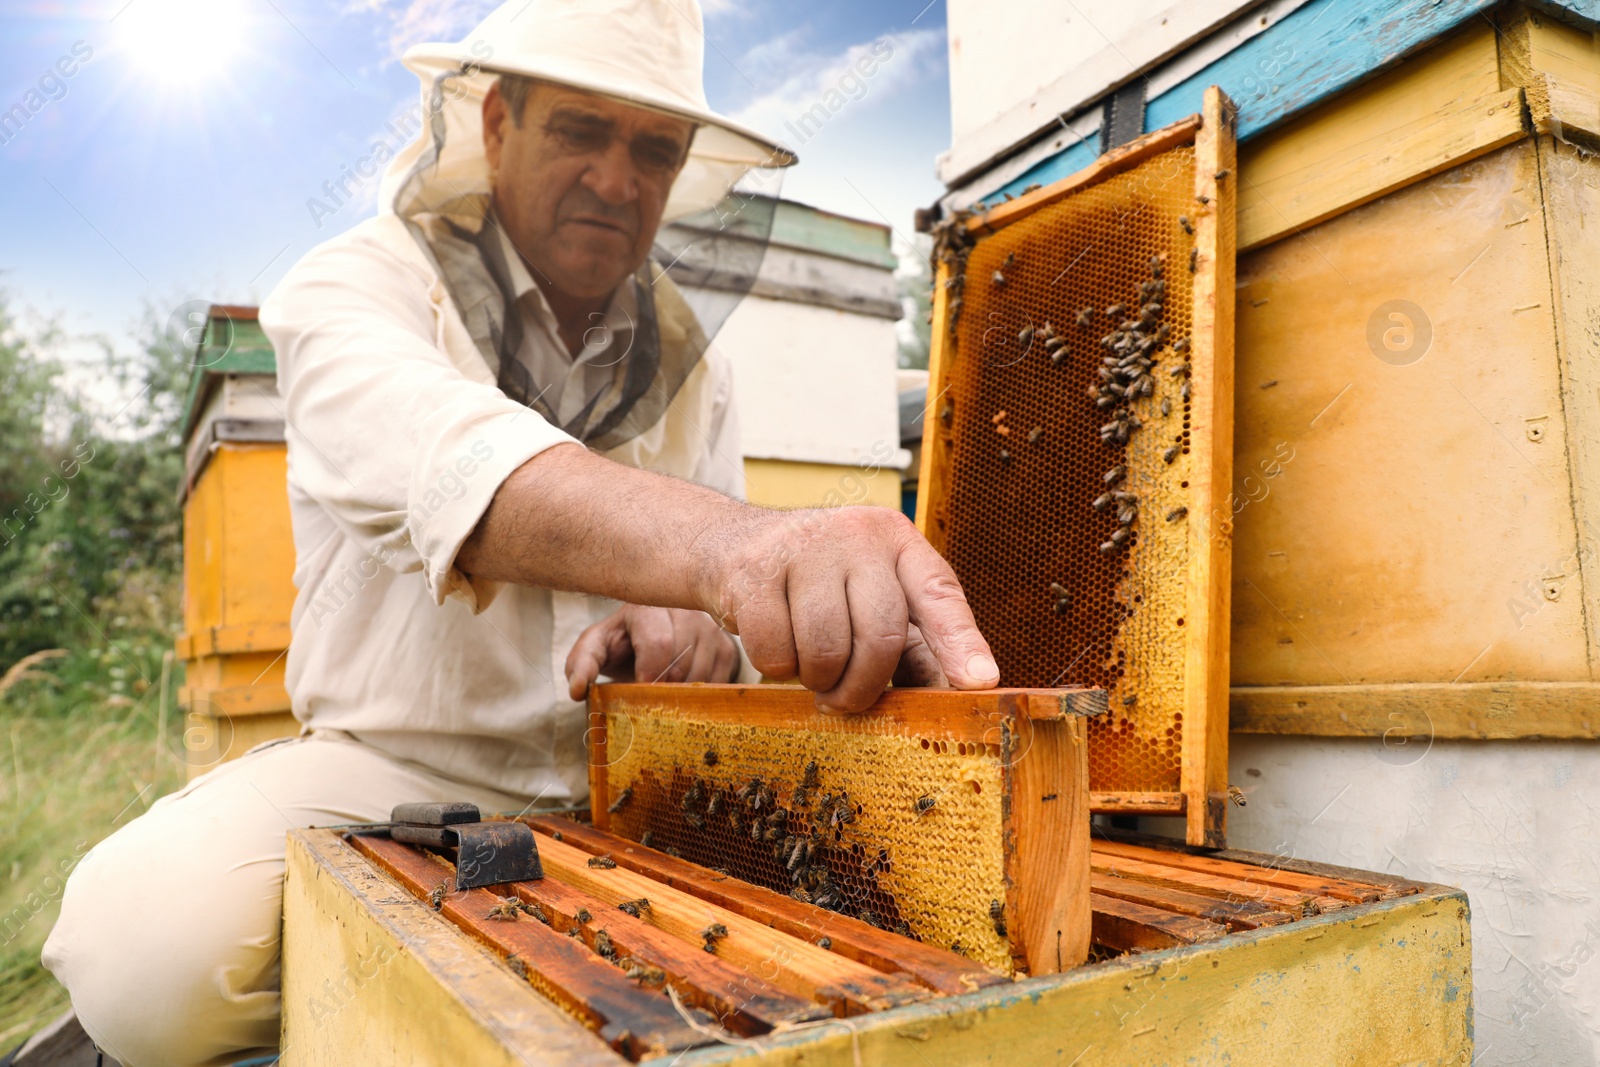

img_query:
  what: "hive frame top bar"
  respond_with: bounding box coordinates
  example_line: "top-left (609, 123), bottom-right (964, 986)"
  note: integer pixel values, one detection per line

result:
top-left (589, 683), bottom-right (1110, 740)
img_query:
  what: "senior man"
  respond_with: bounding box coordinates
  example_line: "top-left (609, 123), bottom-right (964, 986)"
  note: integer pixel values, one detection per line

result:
top-left (42, 1), bottom-right (996, 1064)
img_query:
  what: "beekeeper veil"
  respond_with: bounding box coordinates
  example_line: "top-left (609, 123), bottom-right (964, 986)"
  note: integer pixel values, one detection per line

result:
top-left (377, 0), bottom-right (796, 450)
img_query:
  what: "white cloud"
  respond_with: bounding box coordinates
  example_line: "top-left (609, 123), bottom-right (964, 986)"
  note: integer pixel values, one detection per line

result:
top-left (345, 0), bottom-right (501, 56)
top-left (729, 28), bottom-right (944, 148)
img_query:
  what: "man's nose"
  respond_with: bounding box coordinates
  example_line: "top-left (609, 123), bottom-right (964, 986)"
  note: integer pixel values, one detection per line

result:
top-left (582, 136), bottom-right (641, 206)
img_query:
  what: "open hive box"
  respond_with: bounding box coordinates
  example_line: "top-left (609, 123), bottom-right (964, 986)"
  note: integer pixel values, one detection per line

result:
top-left (919, 88), bottom-right (1238, 845)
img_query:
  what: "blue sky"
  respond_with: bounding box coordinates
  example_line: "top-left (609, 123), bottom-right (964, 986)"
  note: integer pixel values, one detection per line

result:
top-left (0, 0), bottom-right (951, 351)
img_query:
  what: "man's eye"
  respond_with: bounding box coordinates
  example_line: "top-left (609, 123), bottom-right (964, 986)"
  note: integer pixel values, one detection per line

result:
top-left (632, 139), bottom-right (683, 173)
top-left (550, 121), bottom-right (609, 151)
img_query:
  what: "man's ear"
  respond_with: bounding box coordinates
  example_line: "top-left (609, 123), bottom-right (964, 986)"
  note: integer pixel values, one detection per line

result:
top-left (482, 83), bottom-right (507, 173)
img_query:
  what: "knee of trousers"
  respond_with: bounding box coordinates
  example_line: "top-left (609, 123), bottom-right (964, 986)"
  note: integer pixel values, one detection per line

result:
top-left (43, 790), bottom-right (286, 1067)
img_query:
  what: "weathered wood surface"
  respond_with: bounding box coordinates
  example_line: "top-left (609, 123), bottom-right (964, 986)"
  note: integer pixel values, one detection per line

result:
top-left (1089, 873), bottom-right (1294, 931)
top-left (1091, 892), bottom-right (1230, 952)
top-left (348, 834), bottom-right (712, 1059)
top-left (1183, 86), bottom-right (1238, 849)
top-left (1003, 712), bottom-right (1090, 974)
top-left (533, 829), bottom-right (931, 1015)
top-left (523, 817), bottom-right (1007, 996)
top-left (282, 829), bottom-right (624, 1067)
top-left (1091, 852), bottom-right (1330, 917)
top-left (1092, 840), bottom-right (1383, 903)
top-left (1231, 681), bottom-right (1600, 738)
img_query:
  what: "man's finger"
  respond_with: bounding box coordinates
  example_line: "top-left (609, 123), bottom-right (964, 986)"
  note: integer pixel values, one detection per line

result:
top-left (629, 606), bottom-right (680, 683)
top-left (814, 572), bottom-right (907, 713)
top-left (725, 579), bottom-right (798, 681)
top-left (896, 539), bottom-right (999, 690)
top-left (566, 619), bottom-right (621, 701)
top-left (788, 564), bottom-right (852, 694)
top-left (892, 623), bottom-right (947, 688)
top-left (683, 624), bottom-right (726, 683)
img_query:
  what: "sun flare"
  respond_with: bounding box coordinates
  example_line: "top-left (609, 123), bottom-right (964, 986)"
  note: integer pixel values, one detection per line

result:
top-left (119, 0), bottom-right (251, 87)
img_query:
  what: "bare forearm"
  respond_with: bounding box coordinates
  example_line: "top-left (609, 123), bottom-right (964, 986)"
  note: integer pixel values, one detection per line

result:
top-left (457, 443), bottom-right (762, 614)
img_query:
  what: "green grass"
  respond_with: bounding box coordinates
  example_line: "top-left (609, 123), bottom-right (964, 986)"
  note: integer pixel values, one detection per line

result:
top-left (0, 636), bottom-right (185, 1049)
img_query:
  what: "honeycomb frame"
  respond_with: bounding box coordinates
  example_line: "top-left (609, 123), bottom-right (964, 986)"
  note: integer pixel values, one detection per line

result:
top-left (917, 89), bottom-right (1237, 847)
top-left (586, 683), bottom-right (1095, 977)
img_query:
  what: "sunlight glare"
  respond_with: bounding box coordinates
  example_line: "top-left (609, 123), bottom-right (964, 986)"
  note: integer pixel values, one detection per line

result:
top-left (120, 0), bottom-right (250, 87)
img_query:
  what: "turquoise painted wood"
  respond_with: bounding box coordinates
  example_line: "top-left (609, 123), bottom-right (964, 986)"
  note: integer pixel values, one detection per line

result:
top-left (988, 0), bottom-right (1599, 201)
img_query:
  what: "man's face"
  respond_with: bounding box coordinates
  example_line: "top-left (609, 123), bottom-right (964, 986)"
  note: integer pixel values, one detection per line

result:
top-left (483, 81), bottom-right (694, 301)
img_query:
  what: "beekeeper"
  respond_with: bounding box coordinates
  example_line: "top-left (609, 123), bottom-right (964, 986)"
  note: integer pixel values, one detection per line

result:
top-left (42, 1), bottom-right (998, 1063)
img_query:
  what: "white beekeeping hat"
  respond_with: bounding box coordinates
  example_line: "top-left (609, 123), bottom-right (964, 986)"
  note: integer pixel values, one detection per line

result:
top-left (380, 0), bottom-right (796, 225)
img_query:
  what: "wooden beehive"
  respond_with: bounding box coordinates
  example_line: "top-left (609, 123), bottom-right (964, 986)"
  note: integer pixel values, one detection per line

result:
top-left (286, 819), bottom-right (1469, 1064)
top-left (587, 683), bottom-right (1102, 977)
top-left (918, 89), bottom-right (1237, 845)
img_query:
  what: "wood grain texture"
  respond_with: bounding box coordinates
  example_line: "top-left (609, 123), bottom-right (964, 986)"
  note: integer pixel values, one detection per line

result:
top-left (523, 817), bottom-right (1007, 996)
top-left (965, 117), bottom-right (1203, 237)
top-left (502, 867), bottom-right (831, 1035)
top-left (1089, 873), bottom-right (1294, 931)
top-left (532, 830), bottom-right (930, 1015)
top-left (1090, 892), bottom-right (1229, 952)
top-left (282, 830), bottom-right (624, 1067)
top-left (1534, 136), bottom-right (1600, 676)
top-left (1231, 140), bottom-right (1591, 693)
top-left (1092, 840), bottom-right (1383, 903)
top-left (913, 260), bottom-right (955, 555)
top-left (349, 834), bottom-right (712, 1059)
top-left (1230, 681), bottom-right (1600, 737)
top-left (1090, 791), bottom-right (1186, 815)
top-left (1091, 853), bottom-right (1328, 917)
top-left (1183, 87), bottom-right (1238, 849)
top-left (1002, 710), bottom-right (1090, 974)
top-left (1502, 9), bottom-right (1600, 144)
top-left (589, 683), bottom-right (1098, 747)
top-left (1238, 25), bottom-right (1529, 250)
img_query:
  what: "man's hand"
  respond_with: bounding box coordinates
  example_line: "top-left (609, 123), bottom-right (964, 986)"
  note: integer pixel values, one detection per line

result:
top-left (459, 446), bottom-right (999, 714)
top-left (566, 605), bottom-right (740, 700)
top-left (712, 507), bottom-right (998, 713)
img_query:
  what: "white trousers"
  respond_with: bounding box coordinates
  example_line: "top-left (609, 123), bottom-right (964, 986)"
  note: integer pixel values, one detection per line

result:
top-left (41, 732), bottom-right (533, 1067)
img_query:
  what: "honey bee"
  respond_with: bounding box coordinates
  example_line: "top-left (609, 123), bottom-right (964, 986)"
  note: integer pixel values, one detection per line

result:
top-left (607, 787), bottom-right (632, 814)
top-left (755, 783), bottom-right (775, 810)
top-left (1096, 394), bottom-right (1116, 410)
top-left (1215, 168), bottom-right (1230, 180)
top-left (992, 270), bottom-right (1006, 287)
top-left (989, 899), bottom-right (1008, 938)
top-left (1103, 465), bottom-right (1126, 486)
top-left (526, 904), bottom-right (550, 925)
top-left (1028, 426), bottom-right (1044, 444)
top-left (791, 886), bottom-right (813, 903)
top-left (998, 448), bottom-right (1012, 464)
top-left (1110, 527), bottom-right (1129, 546)
top-left (587, 854), bottom-right (618, 869)
top-left (787, 837), bottom-right (812, 872)
top-left (1148, 255), bottom-right (1162, 272)
top-left (1092, 492), bottom-right (1113, 511)
top-left (791, 786), bottom-right (811, 809)
top-left (1118, 507), bottom-right (1136, 525)
top-left (575, 907), bottom-right (593, 924)
top-left (593, 930), bottom-right (618, 960)
top-left (617, 898), bottom-right (651, 918)
top-left (703, 749), bottom-right (719, 766)
top-left (1105, 303), bottom-right (1125, 318)
top-left (1189, 248), bottom-right (1199, 272)
top-left (707, 792), bottom-right (726, 818)
top-left (736, 778), bottom-right (763, 804)
top-left (485, 896), bottom-right (522, 922)
top-left (859, 909), bottom-right (883, 929)
top-left (818, 936), bottom-right (833, 950)
top-left (1099, 540), bottom-right (1117, 555)
top-left (1228, 785), bottom-right (1248, 807)
top-left (893, 920), bottom-right (911, 937)
top-left (1179, 215), bottom-right (1194, 235)
top-left (1003, 252), bottom-right (1016, 268)
top-left (1018, 324), bottom-right (1034, 348)
top-left (428, 883), bottom-right (447, 911)
top-left (939, 399), bottom-right (954, 427)
top-left (1166, 506), bottom-right (1188, 522)
top-left (1161, 397), bottom-right (1172, 416)
top-left (1181, 380), bottom-right (1192, 401)
top-left (700, 922), bottom-right (729, 953)
top-left (684, 811), bottom-right (706, 831)
top-left (640, 831), bottom-right (655, 849)
top-left (1164, 445), bottom-right (1180, 464)
top-left (625, 963), bottom-right (666, 985)
top-left (552, 831), bottom-right (564, 842)
top-left (1076, 307), bottom-right (1094, 328)
top-left (1260, 379), bottom-right (1279, 389)
top-left (802, 761), bottom-right (821, 790)
top-left (1123, 693), bottom-right (1138, 707)
top-left (914, 795), bottom-right (937, 817)
top-left (507, 956), bottom-right (529, 979)
top-left (1196, 194), bottom-right (1211, 205)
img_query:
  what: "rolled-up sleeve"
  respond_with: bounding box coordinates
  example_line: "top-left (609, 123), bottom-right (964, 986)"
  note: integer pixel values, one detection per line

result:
top-left (260, 224), bottom-right (578, 611)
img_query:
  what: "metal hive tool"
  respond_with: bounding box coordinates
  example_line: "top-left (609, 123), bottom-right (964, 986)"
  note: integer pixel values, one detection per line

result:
top-left (918, 88), bottom-right (1237, 846)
